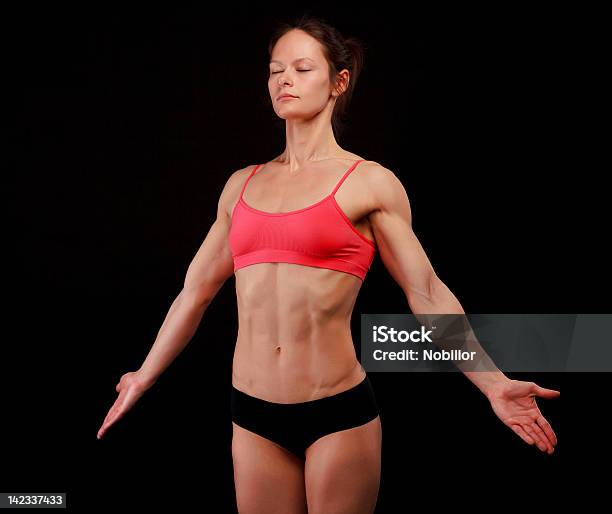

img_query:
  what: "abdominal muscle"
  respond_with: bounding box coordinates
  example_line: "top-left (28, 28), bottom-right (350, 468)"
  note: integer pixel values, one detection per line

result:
top-left (231, 262), bottom-right (367, 403)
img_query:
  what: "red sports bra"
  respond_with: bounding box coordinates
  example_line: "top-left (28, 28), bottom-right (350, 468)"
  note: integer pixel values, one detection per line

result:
top-left (229, 159), bottom-right (376, 281)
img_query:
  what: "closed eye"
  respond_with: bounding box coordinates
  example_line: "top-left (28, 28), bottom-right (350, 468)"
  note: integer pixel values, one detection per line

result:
top-left (270, 70), bottom-right (310, 74)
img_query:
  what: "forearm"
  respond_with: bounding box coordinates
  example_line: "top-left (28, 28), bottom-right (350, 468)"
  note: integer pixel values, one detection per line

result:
top-left (407, 277), bottom-right (511, 398)
top-left (137, 288), bottom-right (211, 387)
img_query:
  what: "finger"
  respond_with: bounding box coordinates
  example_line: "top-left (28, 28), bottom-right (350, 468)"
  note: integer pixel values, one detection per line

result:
top-left (98, 388), bottom-right (136, 440)
top-left (100, 401), bottom-right (122, 432)
top-left (98, 414), bottom-right (118, 439)
top-left (98, 412), bottom-right (115, 438)
top-left (511, 424), bottom-right (535, 445)
top-left (103, 404), bottom-right (117, 424)
top-left (531, 384), bottom-right (561, 399)
top-left (522, 423), bottom-right (550, 452)
top-left (98, 396), bottom-right (123, 439)
top-left (101, 411), bottom-right (111, 429)
top-left (98, 413), bottom-right (114, 436)
top-left (528, 422), bottom-right (553, 453)
top-left (536, 415), bottom-right (558, 447)
top-left (529, 422), bottom-right (554, 453)
top-left (105, 406), bottom-right (124, 429)
top-left (102, 400), bottom-right (121, 426)
top-left (106, 397), bottom-right (130, 428)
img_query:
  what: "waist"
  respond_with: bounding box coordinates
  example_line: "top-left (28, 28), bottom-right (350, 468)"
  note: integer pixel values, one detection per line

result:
top-left (231, 354), bottom-right (365, 403)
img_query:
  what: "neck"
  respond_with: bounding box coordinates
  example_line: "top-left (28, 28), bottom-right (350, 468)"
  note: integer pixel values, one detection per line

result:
top-left (280, 103), bottom-right (343, 173)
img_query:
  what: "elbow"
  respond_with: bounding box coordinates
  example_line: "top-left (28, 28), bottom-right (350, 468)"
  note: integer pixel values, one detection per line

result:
top-left (406, 273), bottom-right (463, 314)
top-left (426, 273), bottom-right (445, 303)
top-left (405, 272), bottom-right (444, 307)
top-left (180, 284), bottom-right (216, 309)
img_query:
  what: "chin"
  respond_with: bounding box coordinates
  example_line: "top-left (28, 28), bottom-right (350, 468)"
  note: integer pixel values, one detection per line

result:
top-left (276, 111), bottom-right (304, 119)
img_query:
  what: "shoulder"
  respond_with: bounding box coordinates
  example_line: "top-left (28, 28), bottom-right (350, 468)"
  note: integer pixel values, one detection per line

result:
top-left (358, 160), bottom-right (407, 197)
top-left (218, 164), bottom-right (259, 217)
top-left (226, 163), bottom-right (259, 186)
top-left (356, 160), bottom-right (410, 213)
top-left (357, 160), bottom-right (403, 186)
top-left (223, 163), bottom-right (261, 192)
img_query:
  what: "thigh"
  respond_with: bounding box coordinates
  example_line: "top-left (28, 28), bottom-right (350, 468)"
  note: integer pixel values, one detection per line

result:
top-left (304, 415), bottom-right (382, 514)
top-left (232, 422), bottom-right (308, 514)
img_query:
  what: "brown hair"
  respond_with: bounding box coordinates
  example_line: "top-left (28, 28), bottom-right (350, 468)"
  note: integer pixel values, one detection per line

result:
top-left (268, 14), bottom-right (366, 138)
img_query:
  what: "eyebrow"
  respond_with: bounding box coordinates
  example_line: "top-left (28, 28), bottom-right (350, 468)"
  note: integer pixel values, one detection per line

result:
top-left (269, 57), bottom-right (315, 65)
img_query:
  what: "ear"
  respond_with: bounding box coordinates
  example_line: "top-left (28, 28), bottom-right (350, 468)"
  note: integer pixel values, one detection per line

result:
top-left (333, 69), bottom-right (350, 97)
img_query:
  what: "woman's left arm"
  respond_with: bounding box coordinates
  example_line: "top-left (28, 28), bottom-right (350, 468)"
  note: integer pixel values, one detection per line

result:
top-left (363, 163), bottom-right (560, 454)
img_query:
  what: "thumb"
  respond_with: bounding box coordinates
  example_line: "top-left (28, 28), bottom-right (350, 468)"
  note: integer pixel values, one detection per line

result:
top-left (532, 384), bottom-right (561, 399)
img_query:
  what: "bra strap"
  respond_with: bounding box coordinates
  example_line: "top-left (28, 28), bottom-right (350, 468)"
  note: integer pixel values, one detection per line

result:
top-left (239, 164), bottom-right (263, 200)
top-left (331, 160), bottom-right (364, 195)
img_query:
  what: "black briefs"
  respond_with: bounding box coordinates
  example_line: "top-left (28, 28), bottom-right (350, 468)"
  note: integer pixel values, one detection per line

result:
top-left (230, 373), bottom-right (380, 460)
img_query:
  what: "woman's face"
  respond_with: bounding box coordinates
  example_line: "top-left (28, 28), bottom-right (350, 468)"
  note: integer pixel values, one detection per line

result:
top-left (268, 29), bottom-right (345, 121)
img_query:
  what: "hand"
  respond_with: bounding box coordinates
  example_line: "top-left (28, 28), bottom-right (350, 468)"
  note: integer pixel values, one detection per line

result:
top-left (97, 370), bottom-right (153, 440)
top-left (486, 379), bottom-right (560, 454)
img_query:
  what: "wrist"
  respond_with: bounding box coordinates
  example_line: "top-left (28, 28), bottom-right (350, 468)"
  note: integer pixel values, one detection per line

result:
top-left (136, 368), bottom-right (159, 390)
top-left (481, 372), bottom-right (512, 400)
top-left (463, 370), bottom-right (512, 399)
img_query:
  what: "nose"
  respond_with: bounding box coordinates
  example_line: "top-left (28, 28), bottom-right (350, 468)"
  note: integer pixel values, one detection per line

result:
top-left (277, 72), bottom-right (292, 86)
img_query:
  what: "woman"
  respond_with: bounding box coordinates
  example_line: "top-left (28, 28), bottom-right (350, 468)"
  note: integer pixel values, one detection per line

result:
top-left (97, 15), bottom-right (560, 514)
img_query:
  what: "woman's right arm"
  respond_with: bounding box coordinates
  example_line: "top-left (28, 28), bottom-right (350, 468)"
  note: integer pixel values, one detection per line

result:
top-left (97, 166), bottom-right (246, 439)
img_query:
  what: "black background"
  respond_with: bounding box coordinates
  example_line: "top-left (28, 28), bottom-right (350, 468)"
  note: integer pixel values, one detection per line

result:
top-left (6, 2), bottom-right (607, 511)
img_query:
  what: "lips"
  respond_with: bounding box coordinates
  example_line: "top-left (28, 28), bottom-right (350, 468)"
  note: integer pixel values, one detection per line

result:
top-left (277, 94), bottom-right (298, 100)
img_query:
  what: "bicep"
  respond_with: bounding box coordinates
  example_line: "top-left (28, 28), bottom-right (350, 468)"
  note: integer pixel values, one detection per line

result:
top-left (368, 167), bottom-right (438, 299)
top-left (183, 214), bottom-right (234, 299)
top-left (183, 172), bottom-right (242, 303)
